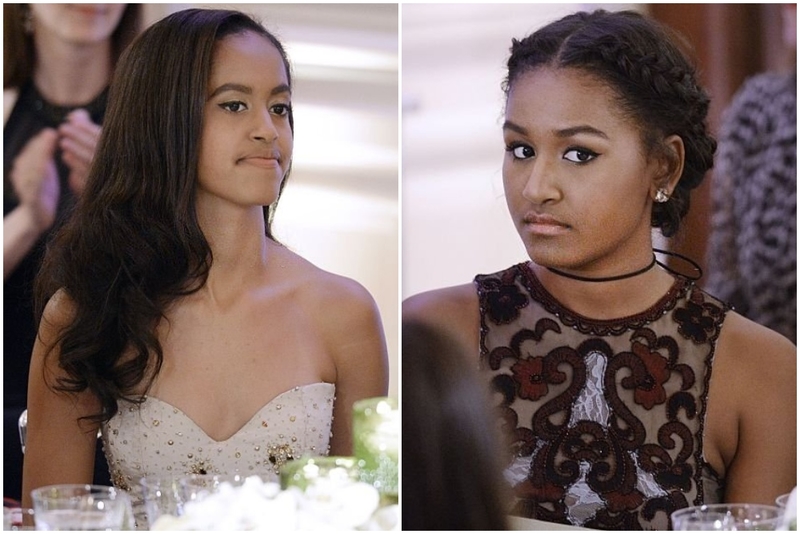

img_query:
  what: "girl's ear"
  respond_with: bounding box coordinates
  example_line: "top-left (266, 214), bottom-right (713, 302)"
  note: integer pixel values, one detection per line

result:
top-left (651, 134), bottom-right (685, 200)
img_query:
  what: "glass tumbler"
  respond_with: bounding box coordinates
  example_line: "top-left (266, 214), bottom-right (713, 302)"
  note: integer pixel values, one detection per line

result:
top-left (671, 503), bottom-right (782, 531)
top-left (30, 484), bottom-right (133, 531)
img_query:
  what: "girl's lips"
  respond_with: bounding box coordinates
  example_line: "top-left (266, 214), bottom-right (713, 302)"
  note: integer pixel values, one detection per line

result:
top-left (522, 213), bottom-right (570, 236)
top-left (69, 5), bottom-right (107, 16)
top-left (240, 157), bottom-right (280, 169)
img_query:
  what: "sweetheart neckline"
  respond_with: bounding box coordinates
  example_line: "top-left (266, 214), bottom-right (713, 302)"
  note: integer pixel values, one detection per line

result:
top-left (116, 382), bottom-right (334, 444)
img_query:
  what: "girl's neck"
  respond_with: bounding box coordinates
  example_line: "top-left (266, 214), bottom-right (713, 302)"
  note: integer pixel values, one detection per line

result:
top-left (33, 34), bottom-right (112, 105)
top-left (531, 260), bottom-right (675, 321)
top-left (198, 206), bottom-right (271, 305)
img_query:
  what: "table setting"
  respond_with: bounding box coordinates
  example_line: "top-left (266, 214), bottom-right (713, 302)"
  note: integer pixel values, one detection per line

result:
top-left (507, 488), bottom-right (797, 531)
top-left (6, 396), bottom-right (398, 531)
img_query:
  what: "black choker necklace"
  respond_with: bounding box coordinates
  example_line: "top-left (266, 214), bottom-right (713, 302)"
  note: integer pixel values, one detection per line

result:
top-left (546, 254), bottom-right (657, 282)
top-left (544, 248), bottom-right (704, 283)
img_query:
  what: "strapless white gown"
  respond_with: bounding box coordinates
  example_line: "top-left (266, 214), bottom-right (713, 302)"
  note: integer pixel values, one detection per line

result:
top-left (101, 382), bottom-right (334, 528)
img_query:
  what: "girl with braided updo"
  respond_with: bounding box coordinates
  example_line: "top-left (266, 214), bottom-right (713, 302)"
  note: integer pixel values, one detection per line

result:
top-left (404, 9), bottom-right (795, 530)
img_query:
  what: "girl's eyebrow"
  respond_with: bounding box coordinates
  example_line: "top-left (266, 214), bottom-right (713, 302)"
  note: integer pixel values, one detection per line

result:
top-left (502, 120), bottom-right (608, 140)
top-left (208, 82), bottom-right (291, 99)
top-left (554, 125), bottom-right (608, 139)
top-left (502, 120), bottom-right (527, 135)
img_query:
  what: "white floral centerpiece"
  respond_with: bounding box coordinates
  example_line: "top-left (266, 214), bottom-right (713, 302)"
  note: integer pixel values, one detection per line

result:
top-left (149, 474), bottom-right (398, 531)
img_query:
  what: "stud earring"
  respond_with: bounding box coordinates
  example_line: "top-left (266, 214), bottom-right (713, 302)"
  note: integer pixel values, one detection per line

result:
top-left (654, 188), bottom-right (670, 203)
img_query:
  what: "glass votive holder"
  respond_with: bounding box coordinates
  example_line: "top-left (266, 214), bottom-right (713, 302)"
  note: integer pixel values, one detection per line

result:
top-left (279, 456), bottom-right (362, 492)
top-left (30, 484), bottom-right (133, 531)
top-left (352, 397), bottom-right (398, 502)
top-left (671, 503), bottom-right (782, 531)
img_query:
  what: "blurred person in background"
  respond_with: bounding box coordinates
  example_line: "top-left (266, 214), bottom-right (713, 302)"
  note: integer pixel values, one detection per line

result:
top-left (402, 320), bottom-right (510, 530)
top-left (3, 3), bottom-right (142, 502)
top-left (706, 4), bottom-right (797, 343)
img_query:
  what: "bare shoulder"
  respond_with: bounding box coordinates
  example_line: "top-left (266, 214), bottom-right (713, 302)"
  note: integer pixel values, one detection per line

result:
top-left (269, 246), bottom-right (388, 404)
top-left (271, 245), bottom-right (383, 336)
top-left (403, 283), bottom-right (478, 324)
top-left (403, 283), bottom-right (480, 354)
top-left (712, 310), bottom-right (796, 420)
top-left (716, 311), bottom-right (796, 373)
top-left (272, 248), bottom-right (375, 315)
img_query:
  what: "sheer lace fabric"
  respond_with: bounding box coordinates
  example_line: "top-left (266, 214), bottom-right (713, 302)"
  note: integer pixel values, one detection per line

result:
top-left (477, 263), bottom-right (725, 530)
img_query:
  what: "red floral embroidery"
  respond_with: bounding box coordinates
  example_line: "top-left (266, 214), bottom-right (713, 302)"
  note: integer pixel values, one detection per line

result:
top-left (605, 489), bottom-right (644, 513)
top-left (512, 356), bottom-right (549, 401)
top-left (516, 478), bottom-right (565, 502)
top-left (631, 341), bottom-right (670, 410)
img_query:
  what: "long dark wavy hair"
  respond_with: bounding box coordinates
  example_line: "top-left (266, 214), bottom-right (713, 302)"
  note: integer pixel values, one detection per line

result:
top-left (4, 4), bottom-right (143, 89)
top-left (34, 9), bottom-right (294, 424)
top-left (504, 9), bottom-right (716, 238)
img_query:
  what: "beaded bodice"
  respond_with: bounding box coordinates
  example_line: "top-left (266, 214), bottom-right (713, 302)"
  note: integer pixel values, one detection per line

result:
top-left (475, 263), bottom-right (727, 530)
top-left (101, 382), bottom-right (334, 528)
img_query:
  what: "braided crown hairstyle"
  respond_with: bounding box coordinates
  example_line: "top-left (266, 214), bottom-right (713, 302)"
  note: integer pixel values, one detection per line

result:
top-left (504, 9), bottom-right (716, 237)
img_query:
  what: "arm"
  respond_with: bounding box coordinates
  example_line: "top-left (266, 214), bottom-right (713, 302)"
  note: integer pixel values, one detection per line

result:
top-left (710, 313), bottom-right (797, 503)
top-left (21, 292), bottom-right (100, 508)
top-left (4, 129), bottom-right (60, 280)
top-left (326, 281), bottom-right (389, 456)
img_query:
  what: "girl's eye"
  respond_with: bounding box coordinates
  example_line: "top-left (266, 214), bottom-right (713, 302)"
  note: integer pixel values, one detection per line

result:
top-left (220, 101), bottom-right (248, 113)
top-left (563, 148), bottom-right (598, 163)
top-left (271, 103), bottom-right (292, 117)
top-left (507, 144), bottom-right (535, 160)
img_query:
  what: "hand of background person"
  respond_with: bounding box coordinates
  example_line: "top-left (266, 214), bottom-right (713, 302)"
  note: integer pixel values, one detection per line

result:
top-left (10, 128), bottom-right (61, 233)
top-left (58, 109), bottom-right (101, 195)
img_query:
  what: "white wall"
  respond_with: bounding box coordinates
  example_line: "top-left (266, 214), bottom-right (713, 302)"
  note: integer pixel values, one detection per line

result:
top-left (402, 3), bottom-right (641, 299)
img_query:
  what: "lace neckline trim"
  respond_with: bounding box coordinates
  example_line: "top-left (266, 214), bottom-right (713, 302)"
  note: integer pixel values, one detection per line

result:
top-left (518, 261), bottom-right (691, 336)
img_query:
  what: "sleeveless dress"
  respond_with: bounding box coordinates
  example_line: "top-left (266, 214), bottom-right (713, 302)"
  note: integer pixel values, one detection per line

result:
top-left (101, 382), bottom-right (334, 528)
top-left (475, 263), bottom-right (727, 530)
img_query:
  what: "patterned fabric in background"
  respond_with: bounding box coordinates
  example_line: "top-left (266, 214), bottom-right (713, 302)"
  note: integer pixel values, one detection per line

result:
top-left (706, 73), bottom-right (797, 343)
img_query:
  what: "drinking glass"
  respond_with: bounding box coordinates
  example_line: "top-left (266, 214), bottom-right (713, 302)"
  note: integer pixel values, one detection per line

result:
top-left (671, 503), bottom-right (782, 531)
top-left (280, 456), bottom-right (361, 492)
top-left (352, 397), bottom-right (398, 503)
top-left (30, 485), bottom-right (133, 531)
